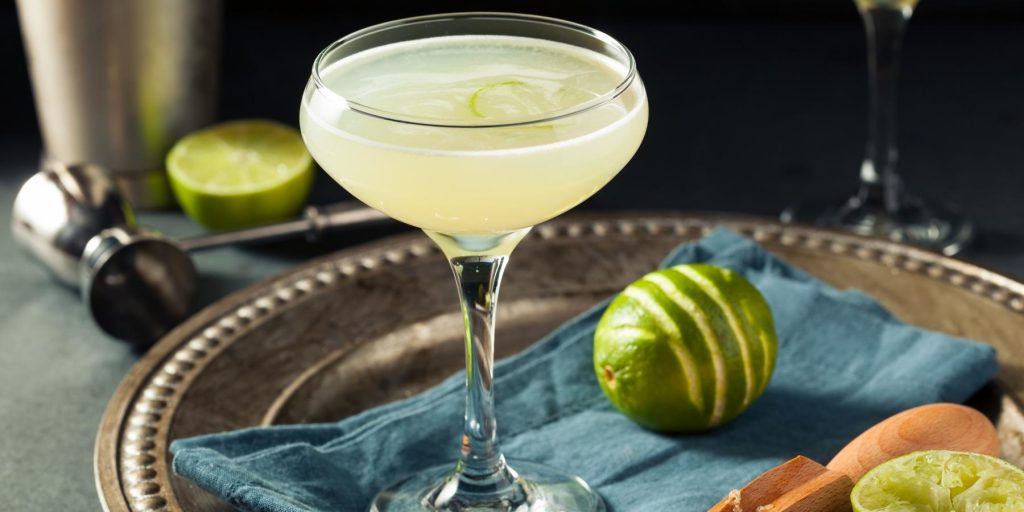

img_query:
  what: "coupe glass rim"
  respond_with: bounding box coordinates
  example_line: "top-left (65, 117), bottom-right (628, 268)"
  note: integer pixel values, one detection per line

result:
top-left (309, 12), bottom-right (638, 128)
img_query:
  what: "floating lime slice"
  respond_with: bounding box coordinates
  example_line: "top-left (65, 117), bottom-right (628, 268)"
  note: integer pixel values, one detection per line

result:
top-left (852, 450), bottom-right (1024, 512)
top-left (167, 120), bottom-right (314, 230)
top-left (468, 80), bottom-right (557, 119)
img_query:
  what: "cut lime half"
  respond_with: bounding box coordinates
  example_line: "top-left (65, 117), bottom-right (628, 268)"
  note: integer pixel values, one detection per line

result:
top-left (167, 120), bottom-right (314, 230)
top-left (852, 450), bottom-right (1024, 512)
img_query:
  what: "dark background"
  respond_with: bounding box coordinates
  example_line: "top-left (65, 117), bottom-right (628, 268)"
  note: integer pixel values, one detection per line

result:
top-left (3, 1), bottom-right (1023, 244)
top-left (1, 2), bottom-right (1023, 509)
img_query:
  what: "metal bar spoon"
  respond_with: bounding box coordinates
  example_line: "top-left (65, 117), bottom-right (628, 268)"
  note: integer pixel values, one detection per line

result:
top-left (12, 163), bottom-right (389, 345)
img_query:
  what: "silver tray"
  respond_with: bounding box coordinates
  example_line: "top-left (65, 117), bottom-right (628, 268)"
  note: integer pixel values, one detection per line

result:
top-left (95, 212), bottom-right (1024, 512)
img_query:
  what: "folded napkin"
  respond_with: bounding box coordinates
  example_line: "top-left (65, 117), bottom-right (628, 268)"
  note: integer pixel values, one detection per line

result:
top-left (171, 229), bottom-right (998, 512)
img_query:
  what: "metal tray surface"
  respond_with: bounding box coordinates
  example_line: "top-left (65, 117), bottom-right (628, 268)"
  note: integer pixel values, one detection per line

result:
top-left (95, 212), bottom-right (1024, 512)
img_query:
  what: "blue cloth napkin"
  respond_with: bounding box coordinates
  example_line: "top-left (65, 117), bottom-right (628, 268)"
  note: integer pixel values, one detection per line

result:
top-left (171, 229), bottom-right (998, 512)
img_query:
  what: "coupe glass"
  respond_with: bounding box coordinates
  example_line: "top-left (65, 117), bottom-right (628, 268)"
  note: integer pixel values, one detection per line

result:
top-left (781, 0), bottom-right (972, 255)
top-left (299, 13), bottom-right (648, 511)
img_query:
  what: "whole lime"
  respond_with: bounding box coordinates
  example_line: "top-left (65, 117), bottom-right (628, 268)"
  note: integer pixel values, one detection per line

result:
top-left (593, 263), bottom-right (778, 432)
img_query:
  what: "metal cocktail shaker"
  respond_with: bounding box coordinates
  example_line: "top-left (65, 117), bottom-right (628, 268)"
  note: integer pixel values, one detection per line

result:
top-left (16, 0), bottom-right (222, 209)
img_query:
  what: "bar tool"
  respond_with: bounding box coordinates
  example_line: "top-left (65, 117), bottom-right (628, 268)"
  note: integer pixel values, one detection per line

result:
top-left (12, 164), bottom-right (390, 344)
top-left (11, 162), bottom-right (132, 286)
top-left (16, 0), bottom-right (221, 208)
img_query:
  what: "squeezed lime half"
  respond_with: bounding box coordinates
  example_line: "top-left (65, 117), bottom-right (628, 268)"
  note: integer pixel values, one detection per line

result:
top-left (852, 450), bottom-right (1024, 512)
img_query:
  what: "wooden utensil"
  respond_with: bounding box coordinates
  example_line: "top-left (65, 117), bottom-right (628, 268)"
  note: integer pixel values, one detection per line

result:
top-left (708, 403), bottom-right (1000, 512)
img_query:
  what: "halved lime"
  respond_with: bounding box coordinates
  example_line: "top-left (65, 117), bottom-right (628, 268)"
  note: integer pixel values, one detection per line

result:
top-left (852, 450), bottom-right (1024, 511)
top-left (167, 120), bottom-right (314, 230)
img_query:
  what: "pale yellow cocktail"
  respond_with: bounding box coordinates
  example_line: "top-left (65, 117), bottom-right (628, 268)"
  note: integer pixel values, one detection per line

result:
top-left (300, 34), bottom-right (647, 234)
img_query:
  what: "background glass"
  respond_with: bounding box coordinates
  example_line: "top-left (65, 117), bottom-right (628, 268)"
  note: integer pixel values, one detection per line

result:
top-left (782, 0), bottom-right (973, 256)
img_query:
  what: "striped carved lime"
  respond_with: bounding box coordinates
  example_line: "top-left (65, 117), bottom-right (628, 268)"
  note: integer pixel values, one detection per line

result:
top-left (593, 263), bottom-right (778, 432)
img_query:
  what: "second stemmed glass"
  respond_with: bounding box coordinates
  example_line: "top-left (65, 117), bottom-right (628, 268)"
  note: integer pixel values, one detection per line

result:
top-left (782, 0), bottom-right (973, 255)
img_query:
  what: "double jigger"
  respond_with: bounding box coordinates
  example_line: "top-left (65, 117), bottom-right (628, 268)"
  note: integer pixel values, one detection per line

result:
top-left (11, 163), bottom-right (389, 345)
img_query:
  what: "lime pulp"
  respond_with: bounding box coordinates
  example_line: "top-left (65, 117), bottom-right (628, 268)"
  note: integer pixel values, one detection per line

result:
top-left (851, 450), bottom-right (1024, 512)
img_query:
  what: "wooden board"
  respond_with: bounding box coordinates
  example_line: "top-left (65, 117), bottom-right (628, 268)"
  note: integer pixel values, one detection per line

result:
top-left (94, 212), bottom-right (1024, 512)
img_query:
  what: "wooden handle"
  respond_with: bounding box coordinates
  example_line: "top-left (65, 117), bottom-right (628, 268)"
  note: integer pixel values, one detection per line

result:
top-left (826, 403), bottom-right (1000, 482)
top-left (708, 456), bottom-right (853, 512)
top-left (766, 469), bottom-right (852, 512)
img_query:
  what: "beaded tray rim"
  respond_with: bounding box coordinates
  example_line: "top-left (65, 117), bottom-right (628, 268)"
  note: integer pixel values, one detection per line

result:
top-left (94, 211), bottom-right (1024, 512)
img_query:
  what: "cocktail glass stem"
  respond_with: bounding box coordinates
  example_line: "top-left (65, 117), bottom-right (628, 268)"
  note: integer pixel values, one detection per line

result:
top-left (423, 229), bottom-right (531, 508)
top-left (857, 5), bottom-right (910, 216)
top-left (781, 3), bottom-right (973, 255)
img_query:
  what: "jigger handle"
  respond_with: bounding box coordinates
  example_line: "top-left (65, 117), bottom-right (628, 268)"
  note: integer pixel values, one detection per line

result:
top-left (176, 202), bottom-right (391, 252)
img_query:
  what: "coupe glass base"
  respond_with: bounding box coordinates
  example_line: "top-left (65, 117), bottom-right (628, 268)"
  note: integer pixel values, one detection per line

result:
top-left (368, 460), bottom-right (606, 512)
top-left (781, 192), bottom-right (974, 256)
